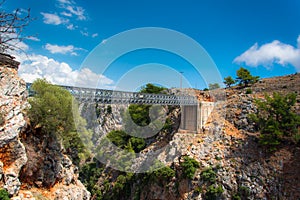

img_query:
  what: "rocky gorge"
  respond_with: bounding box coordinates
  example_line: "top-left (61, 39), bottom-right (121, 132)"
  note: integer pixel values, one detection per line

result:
top-left (0, 53), bottom-right (299, 199)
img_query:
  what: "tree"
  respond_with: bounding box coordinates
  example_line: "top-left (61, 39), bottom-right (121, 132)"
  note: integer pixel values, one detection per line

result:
top-left (223, 76), bottom-right (236, 88)
top-left (28, 79), bottom-right (92, 163)
top-left (236, 67), bottom-right (259, 87)
top-left (140, 83), bottom-right (165, 94)
top-left (208, 83), bottom-right (220, 90)
top-left (249, 92), bottom-right (300, 147)
top-left (0, 0), bottom-right (33, 53)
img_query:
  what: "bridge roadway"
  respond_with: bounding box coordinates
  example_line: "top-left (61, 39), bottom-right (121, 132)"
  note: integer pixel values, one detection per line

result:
top-left (26, 83), bottom-right (198, 105)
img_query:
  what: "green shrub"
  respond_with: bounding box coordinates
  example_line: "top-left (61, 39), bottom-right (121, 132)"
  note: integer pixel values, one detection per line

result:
top-left (238, 186), bottom-right (250, 197)
top-left (180, 156), bottom-right (200, 179)
top-left (0, 189), bottom-right (10, 200)
top-left (232, 194), bottom-right (241, 200)
top-left (106, 130), bottom-right (146, 153)
top-left (154, 166), bottom-right (175, 180)
top-left (106, 105), bottom-right (112, 114)
top-left (0, 112), bottom-right (5, 126)
top-left (201, 167), bottom-right (216, 184)
top-left (208, 83), bottom-right (220, 90)
top-left (79, 161), bottom-right (103, 193)
top-left (245, 88), bottom-right (252, 94)
top-left (249, 92), bottom-right (300, 148)
top-left (205, 185), bottom-right (224, 200)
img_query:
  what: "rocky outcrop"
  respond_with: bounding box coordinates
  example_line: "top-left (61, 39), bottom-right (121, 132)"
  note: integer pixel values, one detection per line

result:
top-left (0, 55), bottom-right (28, 196)
top-left (0, 54), bottom-right (90, 199)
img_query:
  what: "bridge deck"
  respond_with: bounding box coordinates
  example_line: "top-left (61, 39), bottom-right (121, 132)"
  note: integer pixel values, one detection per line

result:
top-left (26, 83), bottom-right (198, 105)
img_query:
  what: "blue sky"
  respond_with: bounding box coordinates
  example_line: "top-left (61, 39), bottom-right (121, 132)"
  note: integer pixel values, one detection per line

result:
top-left (3, 0), bottom-right (300, 90)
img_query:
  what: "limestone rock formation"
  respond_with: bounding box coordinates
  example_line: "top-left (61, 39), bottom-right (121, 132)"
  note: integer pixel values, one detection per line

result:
top-left (0, 55), bottom-right (28, 196)
top-left (0, 54), bottom-right (90, 199)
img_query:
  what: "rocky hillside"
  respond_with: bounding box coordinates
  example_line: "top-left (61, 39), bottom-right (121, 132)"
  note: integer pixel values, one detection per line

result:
top-left (1, 52), bottom-right (299, 199)
top-left (78, 73), bottom-right (299, 200)
top-left (0, 54), bottom-right (90, 200)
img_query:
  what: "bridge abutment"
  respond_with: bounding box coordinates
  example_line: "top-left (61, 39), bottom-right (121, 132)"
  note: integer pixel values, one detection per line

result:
top-left (180, 101), bottom-right (214, 133)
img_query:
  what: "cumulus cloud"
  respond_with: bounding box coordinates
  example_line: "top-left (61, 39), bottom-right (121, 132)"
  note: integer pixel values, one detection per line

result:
top-left (41, 12), bottom-right (66, 25)
top-left (234, 35), bottom-right (300, 71)
top-left (27, 36), bottom-right (40, 41)
top-left (65, 5), bottom-right (86, 20)
top-left (18, 54), bottom-right (114, 88)
top-left (45, 43), bottom-right (84, 55)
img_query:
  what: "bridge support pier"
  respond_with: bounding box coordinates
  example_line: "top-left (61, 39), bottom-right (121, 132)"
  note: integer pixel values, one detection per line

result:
top-left (179, 101), bottom-right (214, 133)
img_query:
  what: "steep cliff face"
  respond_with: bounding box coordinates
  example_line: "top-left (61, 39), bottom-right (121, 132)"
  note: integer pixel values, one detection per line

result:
top-left (0, 54), bottom-right (90, 199)
top-left (0, 56), bottom-right (28, 196)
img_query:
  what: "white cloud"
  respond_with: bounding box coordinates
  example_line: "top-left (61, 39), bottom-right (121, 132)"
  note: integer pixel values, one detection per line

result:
top-left (92, 33), bottom-right (98, 38)
top-left (66, 24), bottom-right (76, 30)
top-left (41, 12), bottom-right (65, 25)
top-left (234, 35), bottom-right (300, 71)
top-left (18, 54), bottom-right (114, 88)
top-left (66, 5), bottom-right (86, 20)
top-left (27, 36), bottom-right (40, 41)
top-left (57, 0), bottom-right (72, 4)
top-left (45, 43), bottom-right (85, 55)
top-left (80, 30), bottom-right (89, 37)
top-left (61, 11), bottom-right (72, 17)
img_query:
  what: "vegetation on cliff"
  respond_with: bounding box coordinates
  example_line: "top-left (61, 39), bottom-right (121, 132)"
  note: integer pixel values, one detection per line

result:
top-left (27, 79), bottom-right (92, 164)
top-left (249, 92), bottom-right (300, 148)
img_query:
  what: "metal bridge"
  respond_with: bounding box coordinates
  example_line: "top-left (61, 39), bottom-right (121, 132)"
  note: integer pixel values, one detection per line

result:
top-left (26, 83), bottom-right (198, 105)
top-left (26, 83), bottom-right (214, 133)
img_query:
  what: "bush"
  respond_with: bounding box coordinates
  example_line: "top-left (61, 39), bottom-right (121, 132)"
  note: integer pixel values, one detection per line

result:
top-left (0, 189), bottom-right (10, 200)
top-left (245, 88), bottom-right (252, 94)
top-left (106, 105), bottom-right (112, 114)
top-left (79, 161), bottom-right (103, 193)
top-left (201, 167), bottom-right (217, 184)
top-left (180, 156), bottom-right (200, 179)
top-left (249, 92), bottom-right (300, 148)
top-left (208, 83), bottom-right (220, 90)
top-left (0, 112), bottom-right (5, 126)
top-left (153, 166), bottom-right (175, 180)
top-left (205, 185), bottom-right (224, 200)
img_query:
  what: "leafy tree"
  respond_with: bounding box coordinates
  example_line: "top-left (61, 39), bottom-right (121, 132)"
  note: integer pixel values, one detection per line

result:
top-left (140, 83), bottom-right (165, 94)
top-left (249, 92), bottom-right (300, 147)
top-left (208, 83), bottom-right (220, 90)
top-left (223, 76), bottom-right (236, 88)
top-left (106, 130), bottom-right (145, 153)
top-left (0, 0), bottom-right (33, 52)
top-left (79, 161), bottom-right (104, 195)
top-left (28, 79), bottom-right (92, 164)
top-left (180, 156), bottom-right (200, 179)
top-left (236, 67), bottom-right (259, 87)
top-left (28, 79), bottom-right (75, 134)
